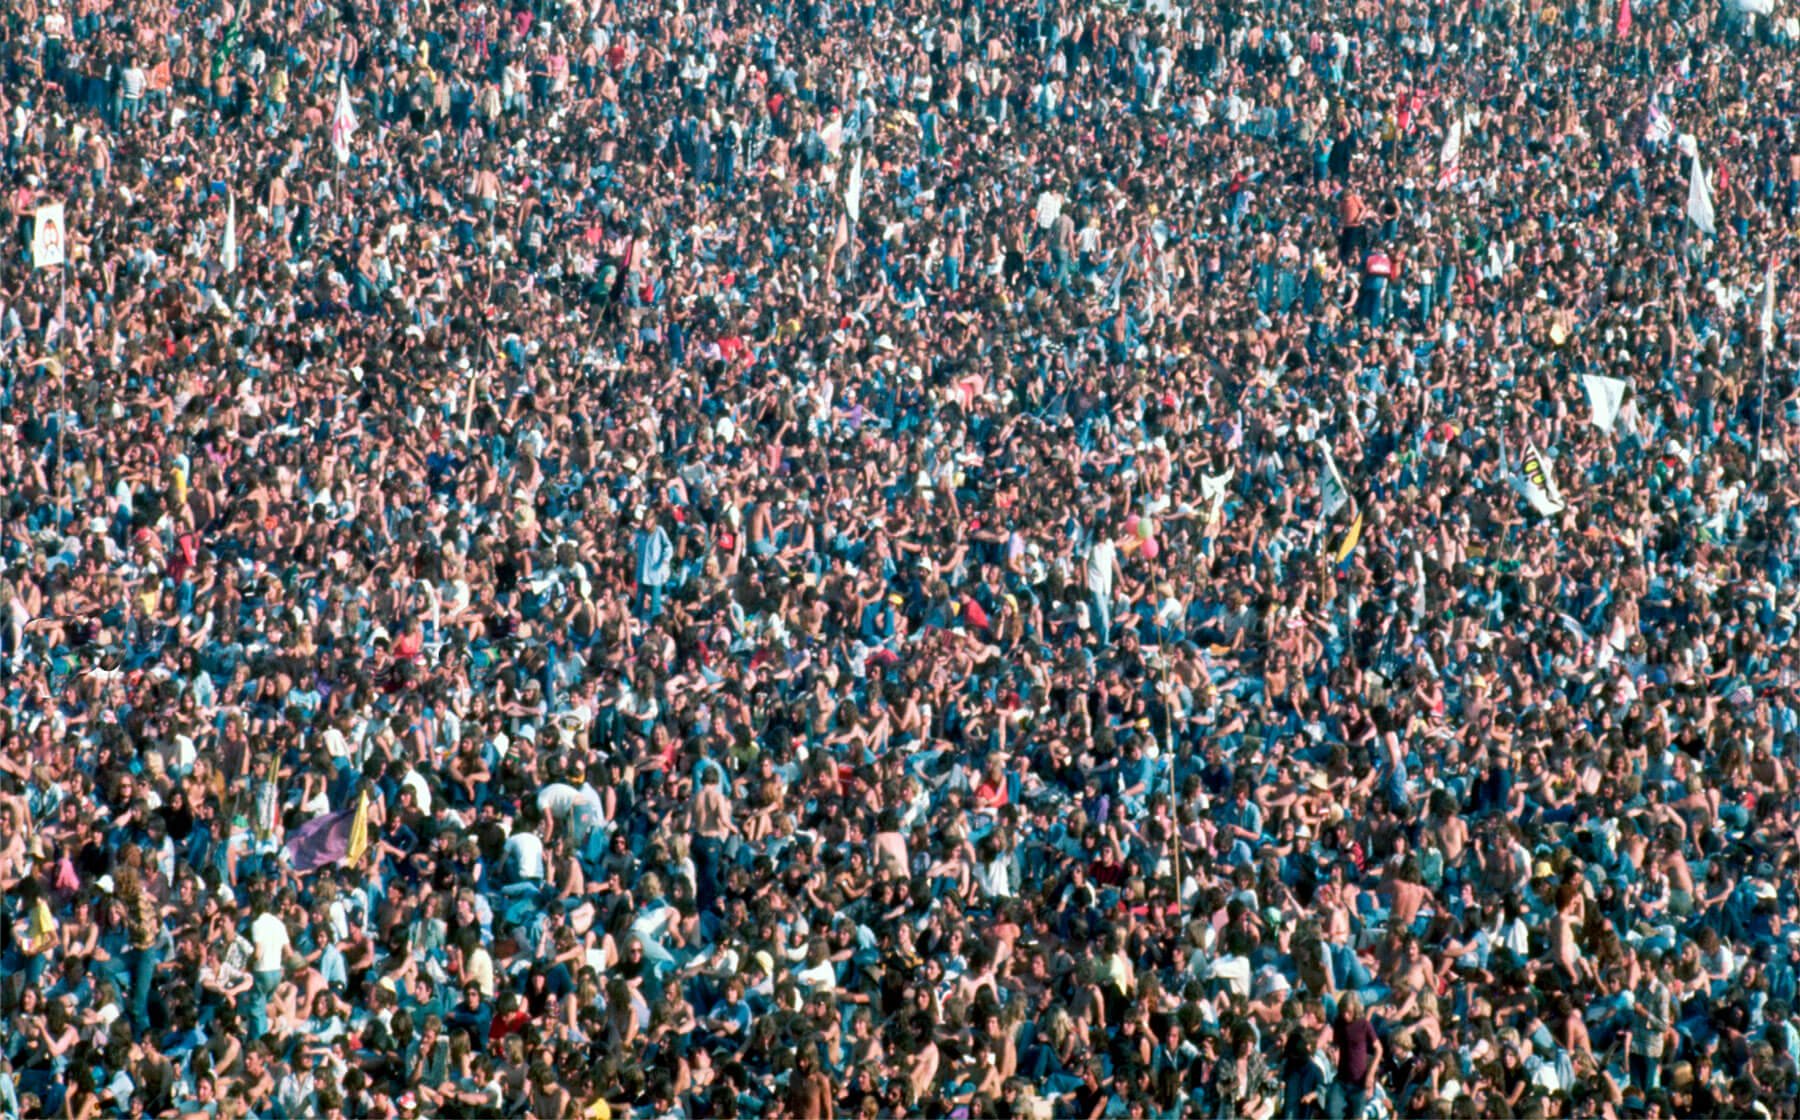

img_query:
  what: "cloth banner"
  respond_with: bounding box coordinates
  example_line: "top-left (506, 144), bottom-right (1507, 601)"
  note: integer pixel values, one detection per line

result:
top-left (1581, 375), bottom-right (1628, 432)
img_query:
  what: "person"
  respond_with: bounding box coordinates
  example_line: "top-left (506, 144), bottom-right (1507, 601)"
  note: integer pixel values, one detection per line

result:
top-left (1332, 992), bottom-right (1382, 1120)
top-left (633, 505), bottom-right (675, 622)
top-left (245, 894), bottom-right (290, 1042)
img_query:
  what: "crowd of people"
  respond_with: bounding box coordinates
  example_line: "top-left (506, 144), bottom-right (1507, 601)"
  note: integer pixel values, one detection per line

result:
top-left (4, 0), bottom-right (1800, 1115)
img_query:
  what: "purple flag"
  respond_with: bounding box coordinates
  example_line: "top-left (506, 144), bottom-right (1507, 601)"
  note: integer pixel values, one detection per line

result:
top-left (285, 808), bottom-right (355, 871)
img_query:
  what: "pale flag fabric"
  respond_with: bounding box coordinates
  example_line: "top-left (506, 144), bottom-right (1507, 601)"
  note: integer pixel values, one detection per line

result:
top-left (1581, 375), bottom-right (1628, 433)
top-left (331, 78), bottom-right (358, 165)
top-left (1762, 257), bottom-right (1778, 351)
top-left (1200, 468), bottom-right (1235, 528)
top-left (845, 147), bottom-right (864, 224)
top-left (1512, 438), bottom-right (1567, 516)
top-left (1687, 153), bottom-right (1716, 235)
top-left (1318, 442), bottom-right (1351, 518)
top-left (222, 191), bottom-right (238, 275)
top-left (31, 201), bottom-right (65, 269)
top-left (1438, 111), bottom-right (1463, 188)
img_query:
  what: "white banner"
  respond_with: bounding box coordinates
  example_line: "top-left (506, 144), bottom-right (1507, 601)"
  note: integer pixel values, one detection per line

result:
top-left (1581, 375), bottom-right (1628, 433)
top-left (1512, 438), bottom-right (1567, 516)
top-left (1200, 468), bottom-right (1235, 528)
top-left (31, 202), bottom-right (65, 269)
top-left (221, 192), bottom-right (238, 276)
top-left (331, 78), bottom-right (358, 165)
top-left (844, 147), bottom-right (864, 225)
top-left (1688, 153), bottom-right (1716, 235)
top-left (1762, 256), bottom-right (1778, 351)
top-left (1318, 442), bottom-right (1351, 518)
top-left (1437, 111), bottom-right (1462, 187)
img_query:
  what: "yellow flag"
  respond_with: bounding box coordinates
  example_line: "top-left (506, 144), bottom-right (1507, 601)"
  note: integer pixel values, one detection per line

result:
top-left (27, 898), bottom-right (56, 953)
top-left (345, 790), bottom-right (370, 868)
top-left (1332, 511), bottom-right (1364, 565)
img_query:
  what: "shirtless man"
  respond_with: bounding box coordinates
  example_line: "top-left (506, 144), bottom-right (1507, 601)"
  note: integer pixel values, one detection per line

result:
top-left (786, 1046), bottom-right (836, 1120)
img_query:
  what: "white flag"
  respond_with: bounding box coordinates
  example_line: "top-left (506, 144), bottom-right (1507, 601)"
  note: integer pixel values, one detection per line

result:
top-left (330, 78), bottom-right (358, 165)
top-left (1318, 442), bottom-right (1351, 518)
top-left (30, 202), bottom-right (65, 269)
top-left (1437, 111), bottom-right (1463, 187)
top-left (1687, 153), bottom-right (1716, 235)
top-left (1512, 438), bottom-right (1567, 516)
top-left (1200, 468), bottom-right (1235, 528)
top-left (221, 191), bottom-right (238, 275)
top-left (1761, 256), bottom-right (1778, 352)
top-left (844, 147), bottom-right (864, 225)
top-left (1581, 375), bottom-right (1628, 432)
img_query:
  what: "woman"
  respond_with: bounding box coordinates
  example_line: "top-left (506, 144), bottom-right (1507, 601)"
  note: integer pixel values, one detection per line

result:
top-left (16, 997), bottom-right (79, 1115)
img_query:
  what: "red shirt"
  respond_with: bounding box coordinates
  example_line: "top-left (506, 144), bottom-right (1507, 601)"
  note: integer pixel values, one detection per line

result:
top-left (488, 1009), bottom-right (530, 1048)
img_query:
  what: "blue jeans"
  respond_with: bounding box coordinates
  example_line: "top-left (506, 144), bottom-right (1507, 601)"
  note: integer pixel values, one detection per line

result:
top-left (1330, 1081), bottom-right (1369, 1119)
top-left (1090, 591), bottom-right (1112, 645)
top-left (693, 836), bottom-right (726, 915)
top-left (126, 945), bottom-right (162, 1032)
top-left (246, 968), bottom-right (282, 1039)
top-left (635, 580), bottom-right (665, 621)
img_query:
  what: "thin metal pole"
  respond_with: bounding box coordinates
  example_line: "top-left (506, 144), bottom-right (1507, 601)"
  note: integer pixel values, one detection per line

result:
top-left (1162, 651), bottom-right (1181, 915)
top-left (1757, 346), bottom-right (1769, 473)
top-left (55, 264), bottom-right (67, 516)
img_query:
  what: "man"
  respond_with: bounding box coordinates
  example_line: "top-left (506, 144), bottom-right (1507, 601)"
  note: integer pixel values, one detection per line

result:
top-left (702, 978), bottom-right (752, 1054)
top-left (633, 502), bottom-right (674, 620)
top-left (1331, 992), bottom-right (1382, 1119)
top-left (688, 766), bottom-right (736, 914)
top-left (247, 896), bottom-right (290, 1041)
top-left (501, 813), bottom-right (547, 894)
top-left (785, 1047), bottom-right (834, 1120)
top-left (1083, 521), bottom-right (1123, 647)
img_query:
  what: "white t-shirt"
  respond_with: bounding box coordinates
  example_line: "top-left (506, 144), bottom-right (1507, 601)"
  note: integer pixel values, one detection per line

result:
top-left (251, 912), bottom-right (291, 973)
top-left (504, 831), bottom-right (546, 881)
top-left (1086, 538), bottom-right (1118, 596)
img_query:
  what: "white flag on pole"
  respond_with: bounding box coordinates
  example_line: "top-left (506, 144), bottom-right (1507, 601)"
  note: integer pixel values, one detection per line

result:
top-left (331, 78), bottom-right (358, 165)
top-left (1437, 111), bottom-right (1463, 188)
top-left (1510, 438), bottom-right (1567, 516)
top-left (222, 191), bottom-right (238, 275)
top-left (1687, 153), bottom-right (1716, 235)
top-left (1761, 256), bottom-right (1778, 352)
top-left (1200, 468), bottom-right (1235, 528)
top-left (1318, 442), bottom-right (1351, 518)
top-left (844, 147), bottom-right (864, 225)
top-left (31, 202), bottom-right (65, 269)
top-left (1581, 375), bottom-right (1629, 432)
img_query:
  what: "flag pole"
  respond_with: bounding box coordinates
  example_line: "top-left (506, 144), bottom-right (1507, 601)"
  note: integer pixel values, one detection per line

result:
top-left (1757, 345), bottom-right (1770, 473)
top-left (1759, 255), bottom-right (1779, 476)
top-left (55, 261), bottom-right (67, 518)
top-left (1163, 651), bottom-right (1182, 918)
